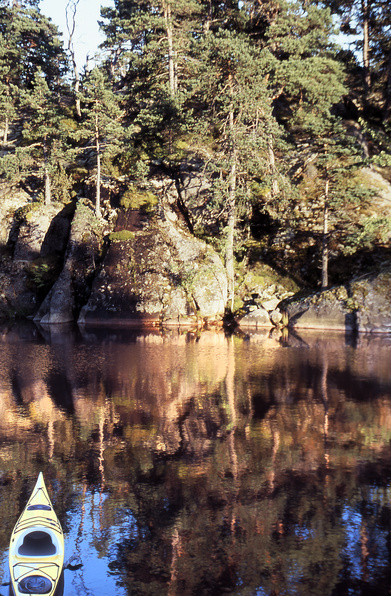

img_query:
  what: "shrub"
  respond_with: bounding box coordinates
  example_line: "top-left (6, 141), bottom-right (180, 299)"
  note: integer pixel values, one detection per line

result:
top-left (108, 230), bottom-right (135, 242)
top-left (120, 186), bottom-right (158, 212)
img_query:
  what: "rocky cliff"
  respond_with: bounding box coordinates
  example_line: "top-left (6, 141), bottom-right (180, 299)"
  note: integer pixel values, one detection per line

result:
top-left (0, 184), bottom-right (228, 327)
top-left (0, 164), bottom-right (390, 333)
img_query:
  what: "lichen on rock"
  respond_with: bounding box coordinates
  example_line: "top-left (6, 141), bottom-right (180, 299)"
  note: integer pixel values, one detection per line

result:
top-left (79, 201), bottom-right (227, 326)
top-left (283, 269), bottom-right (391, 333)
top-left (34, 200), bottom-right (106, 325)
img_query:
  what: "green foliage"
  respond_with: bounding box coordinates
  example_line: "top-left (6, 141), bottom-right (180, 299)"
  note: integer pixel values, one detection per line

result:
top-left (78, 68), bottom-right (124, 142)
top-left (119, 187), bottom-right (158, 212)
top-left (0, 150), bottom-right (24, 182)
top-left (14, 201), bottom-right (41, 221)
top-left (28, 261), bottom-right (52, 288)
top-left (77, 67), bottom-right (125, 216)
top-left (323, 0), bottom-right (391, 117)
top-left (0, 0), bottom-right (67, 147)
top-left (49, 164), bottom-right (74, 203)
top-left (342, 215), bottom-right (390, 256)
top-left (26, 256), bottom-right (61, 294)
top-left (0, 0), bottom-right (388, 302)
top-left (19, 69), bottom-right (73, 204)
top-left (372, 152), bottom-right (391, 168)
top-left (108, 230), bottom-right (135, 242)
top-left (72, 201), bottom-right (104, 238)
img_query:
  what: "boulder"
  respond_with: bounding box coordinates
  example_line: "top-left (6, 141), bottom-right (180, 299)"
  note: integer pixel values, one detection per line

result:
top-left (79, 202), bottom-right (227, 326)
top-left (35, 266), bottom-right (74, 324)
top-left (0, 188), bottom-right (31, 245)
top-left (270, 309), bottom-right (283, 326)
top-left (261, 297), bottom-right (281, 312)
top-left (352, 270), bottom-right (391, 333)
top-left (283, 286), bottom-right (354, 331)
top-left (284, 270), bottom-right (391, 333)
top-left (238, 307), bottom-right (272, 329)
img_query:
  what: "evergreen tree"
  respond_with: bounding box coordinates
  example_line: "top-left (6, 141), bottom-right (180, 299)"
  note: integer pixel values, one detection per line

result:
top-left (95, 0), bottom-right (387, 295)
top-left (20, 70), bottom-right (69, 205)
top-left (0, 0), bottom-right (67, 144)
top-left (191, 29), bottom-right (285, 310)
top-left (78, 67), bottom-right (124, 217)
top-left (368, 0), bottom-right (391, 120)
top-left (290, 114), bottom-right (389, 287)
top-left (258, 0), bottom-right (344, 129)
top-left (0, 0), bottom-right (67, 89)
top-left (66, 0), bottom-right (82, 119)
top-left (318, 0), bottom-right (391, 117)
top-left (0, 33), bottom-right (18, 145)
top-left (99, 0), bottom-right (200, 164)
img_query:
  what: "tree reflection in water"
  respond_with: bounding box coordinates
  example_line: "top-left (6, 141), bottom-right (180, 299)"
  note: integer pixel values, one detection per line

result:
top-left (0, 324), bottom-right (390, 595)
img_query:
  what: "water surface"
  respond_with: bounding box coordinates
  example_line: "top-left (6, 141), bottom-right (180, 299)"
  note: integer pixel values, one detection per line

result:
top-left (0, 323), bottom-right (391, 595)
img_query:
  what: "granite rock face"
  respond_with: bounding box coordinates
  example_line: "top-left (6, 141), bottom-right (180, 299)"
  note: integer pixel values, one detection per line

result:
top-left (283, 271), bottom-right (391, 333)
top-left (283, 286), bottom-right (354, 331)
top-left (0, 191), bottom-right (227, 326)
top-left (0, 202), bottom-right (72, 318)
top-left (352, 271), bottom-right (391, 333)
top-left (78, 202), bottom-right (227, 326)
top-left (238, 307), bottom-right (273, 329)
top-left (34, 202), bottom-right (106, 325)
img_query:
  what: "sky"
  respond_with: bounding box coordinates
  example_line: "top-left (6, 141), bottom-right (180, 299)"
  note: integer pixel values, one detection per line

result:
top-left (40, 0), bottom-right (114, 69)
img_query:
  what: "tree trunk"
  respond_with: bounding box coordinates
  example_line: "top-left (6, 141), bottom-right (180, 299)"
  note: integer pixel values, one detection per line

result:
top-left (321, 179), bottom-right (329, 289)
top-left (66, 0), bottom-right (82, 119)
top-left (3, 115), bottom-right (9, 146)
top-left (74, 65), bottom-right (81, 120)
top-left (204, 0), bottom-right (213, 32)
top-left (43, 136), bottom-right (51, 206)
top-left (95, 111), bottom-right (101, 218)
top-left (383, 49), bottom-right (391, 121)
top-left (226, 77), bottom-right (237, 312)
top-left (226, 174), bottom-right (236, 312)
top-left (268, 137), bottom-right (279, 195)
top-left (362, 0), bottom-right (371, 99)
top-left (164, 2), bottom-right (177, 96)
top-left (2, 83), bottom-right (10, 145)
top-left (44, 166), bottom-right (51, 206)
top-left (226, 144), bottom-right (236, 311)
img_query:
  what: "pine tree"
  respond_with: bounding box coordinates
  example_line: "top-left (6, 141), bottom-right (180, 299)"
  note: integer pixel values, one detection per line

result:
top-left (20, 70), bottom-right (69, 205)
top-left (0, 0), bottom-right (67, 89)
top-left (0, 0), bottom-right (67, 144)
top-left (292, 114), bottom-right (389, 287)
top-left (78, 67), bottom-right (124, 218)
top-left (191, 29), bottom-right (285, 310)
top-left (99, 0), bottom-right (200, 162)
top-left (367, 0), bottom-right (391, 120)
top-left (318, 0), bottom-right (391, 117)
top-left (0, 33), bottom-right (18, 145)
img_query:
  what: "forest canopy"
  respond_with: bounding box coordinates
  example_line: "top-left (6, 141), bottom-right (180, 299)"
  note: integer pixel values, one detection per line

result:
top-left (0, 0), bottom-right (390, 298)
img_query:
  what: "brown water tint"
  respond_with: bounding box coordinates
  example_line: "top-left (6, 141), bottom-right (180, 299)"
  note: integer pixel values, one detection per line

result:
top-left (0, 323), bottom-right (391, 595)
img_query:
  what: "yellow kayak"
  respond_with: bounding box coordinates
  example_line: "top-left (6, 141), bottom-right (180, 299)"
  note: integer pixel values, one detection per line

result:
top-left (9, 473), bottom-right (64, 596)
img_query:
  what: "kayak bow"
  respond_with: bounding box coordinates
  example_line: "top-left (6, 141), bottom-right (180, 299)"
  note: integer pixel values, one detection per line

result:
top-left (9, 473), bottom-right (64, 596)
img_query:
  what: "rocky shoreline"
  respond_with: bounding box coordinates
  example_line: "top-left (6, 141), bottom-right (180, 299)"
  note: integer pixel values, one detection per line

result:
top-left (0, 182), bottom-right (390, 335)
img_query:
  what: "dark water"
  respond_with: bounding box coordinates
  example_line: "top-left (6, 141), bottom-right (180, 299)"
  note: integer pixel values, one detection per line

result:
top-left (0, 323), bottom-right (391, 596)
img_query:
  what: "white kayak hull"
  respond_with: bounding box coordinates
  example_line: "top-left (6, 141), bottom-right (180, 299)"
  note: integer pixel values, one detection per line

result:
top-left (9, 473), bottom-right (64, 596)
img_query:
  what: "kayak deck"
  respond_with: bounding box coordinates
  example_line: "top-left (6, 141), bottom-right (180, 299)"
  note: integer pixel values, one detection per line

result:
top-left (9, 473), bottom-right (64, 596)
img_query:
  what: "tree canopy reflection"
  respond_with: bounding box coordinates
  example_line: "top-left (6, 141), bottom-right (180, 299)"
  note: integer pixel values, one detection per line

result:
top-left (0, 327), bottom-right (390, 595)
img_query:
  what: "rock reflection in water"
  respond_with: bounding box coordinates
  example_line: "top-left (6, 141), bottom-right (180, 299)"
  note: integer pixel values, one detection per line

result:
top-left (0, 324), bottom-right (390, 595)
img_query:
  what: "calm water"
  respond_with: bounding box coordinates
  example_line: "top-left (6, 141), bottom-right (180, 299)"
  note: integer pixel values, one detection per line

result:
top-left (0, 322), bottom-right (391, 595)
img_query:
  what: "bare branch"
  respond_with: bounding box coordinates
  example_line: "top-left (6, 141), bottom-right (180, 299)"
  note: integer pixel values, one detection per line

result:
top-left (65, 0), bottom-right (82, 119)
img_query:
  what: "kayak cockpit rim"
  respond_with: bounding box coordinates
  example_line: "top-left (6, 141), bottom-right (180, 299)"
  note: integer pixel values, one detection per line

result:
top-left (13, 526), bottom-right (61, 558)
